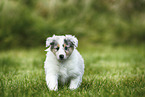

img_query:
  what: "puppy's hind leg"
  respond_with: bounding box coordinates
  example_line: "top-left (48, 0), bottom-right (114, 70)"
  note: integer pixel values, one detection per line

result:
top-left (69, 76), bottom-right (82, 90)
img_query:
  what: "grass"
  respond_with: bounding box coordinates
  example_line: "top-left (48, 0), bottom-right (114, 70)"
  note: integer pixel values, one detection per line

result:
top-left (0, 45), bottom-right (145, 97)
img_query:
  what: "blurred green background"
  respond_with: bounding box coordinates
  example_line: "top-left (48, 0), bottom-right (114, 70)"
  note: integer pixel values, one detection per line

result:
top-left (0, 0), bottom-right (145, 49)
top-left (0, 1), bottom-right (145, 96)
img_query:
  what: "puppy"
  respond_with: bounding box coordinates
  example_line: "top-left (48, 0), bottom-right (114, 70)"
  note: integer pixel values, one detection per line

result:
top-left (44, 35), bottom-right (84, 91)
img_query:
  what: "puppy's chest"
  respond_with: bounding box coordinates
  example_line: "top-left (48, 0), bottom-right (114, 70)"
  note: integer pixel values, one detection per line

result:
top-left (58, 63), bottom-right (77, 79)
top-left (58, 65), bottom-right (70, 77)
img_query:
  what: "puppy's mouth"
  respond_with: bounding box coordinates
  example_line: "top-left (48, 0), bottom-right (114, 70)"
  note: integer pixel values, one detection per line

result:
top-left (58, 58), bottom-right (64, 61)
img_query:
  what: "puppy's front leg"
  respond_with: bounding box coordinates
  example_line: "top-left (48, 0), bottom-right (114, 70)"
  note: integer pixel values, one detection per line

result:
top-left (46, 75), bottom-right (58, 91)
top-left (69, 76), bottom-right (81, 90)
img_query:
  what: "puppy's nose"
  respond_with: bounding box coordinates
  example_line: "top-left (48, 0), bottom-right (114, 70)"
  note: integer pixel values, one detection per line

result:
top-left (59, 54), bottom-right (64, 60)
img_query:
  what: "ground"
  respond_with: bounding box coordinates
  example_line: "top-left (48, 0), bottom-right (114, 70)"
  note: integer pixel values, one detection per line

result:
top-left (0, 45), bottom-right (145, 97)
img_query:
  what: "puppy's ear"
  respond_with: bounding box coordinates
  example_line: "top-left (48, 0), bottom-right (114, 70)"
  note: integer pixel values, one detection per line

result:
top-left (46, 35), bottom-right (55, 47)
top-left (65, 35), bottom-right (78, 48)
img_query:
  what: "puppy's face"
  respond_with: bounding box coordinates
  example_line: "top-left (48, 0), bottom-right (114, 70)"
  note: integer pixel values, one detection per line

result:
top-left (46, 35), bottom-right (78, 61)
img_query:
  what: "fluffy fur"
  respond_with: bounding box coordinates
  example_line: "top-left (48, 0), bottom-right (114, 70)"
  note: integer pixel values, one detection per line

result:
top-left (44, 35), bottom-right (84, 91)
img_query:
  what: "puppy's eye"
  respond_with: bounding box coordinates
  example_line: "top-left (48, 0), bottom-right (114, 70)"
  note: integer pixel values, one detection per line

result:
top-left (65, 47), bottom-right (68, 50)
top-left (50, 42), bottom-right (54, 46)
top-left (56, 47), bottom-right (59, 51)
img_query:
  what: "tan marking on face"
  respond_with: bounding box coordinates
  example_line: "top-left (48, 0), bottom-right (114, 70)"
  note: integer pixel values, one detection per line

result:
top-left (57, 44), bottom-right (60, 48)
top-left (51, 43), bottom-right (59, 55)
top-left (51, 49), bottom-right (56, 55)
top-left (64, 44), bottom-right (66, 47)
top-left (65, 46), bottom-right (74, 57)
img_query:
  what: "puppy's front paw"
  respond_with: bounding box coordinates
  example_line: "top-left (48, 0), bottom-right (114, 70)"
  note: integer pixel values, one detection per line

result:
top-left (48, 84), bottom-right (58, 91)
top-left (69, 77), bottom-right (81, 90)
top-left (46, 75), bottom-right (58, 91)
top-left (69, 86), bottom-right (78, 90)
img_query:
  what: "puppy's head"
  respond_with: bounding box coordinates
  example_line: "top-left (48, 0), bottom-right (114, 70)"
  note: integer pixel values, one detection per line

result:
top-left (46, 35), bottom-right (78, 61)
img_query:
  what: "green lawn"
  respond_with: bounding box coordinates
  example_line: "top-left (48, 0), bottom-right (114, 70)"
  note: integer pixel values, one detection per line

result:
top-left (0, 45), bottom-right (145, 97)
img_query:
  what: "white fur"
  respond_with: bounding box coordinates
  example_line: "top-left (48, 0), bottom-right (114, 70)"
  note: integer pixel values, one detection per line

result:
top-left (65, 35), bottom-right (78, 47)
top-left (44, 35), bottom-right (84, 91)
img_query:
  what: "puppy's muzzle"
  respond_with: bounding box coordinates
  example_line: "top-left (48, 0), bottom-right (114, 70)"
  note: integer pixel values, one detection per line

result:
top-left (59, 54), bottom-right (64, 60)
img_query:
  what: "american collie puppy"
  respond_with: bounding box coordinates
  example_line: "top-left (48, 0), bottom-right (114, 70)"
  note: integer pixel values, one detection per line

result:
top-left (44, 35), bottom-right (84, 91)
